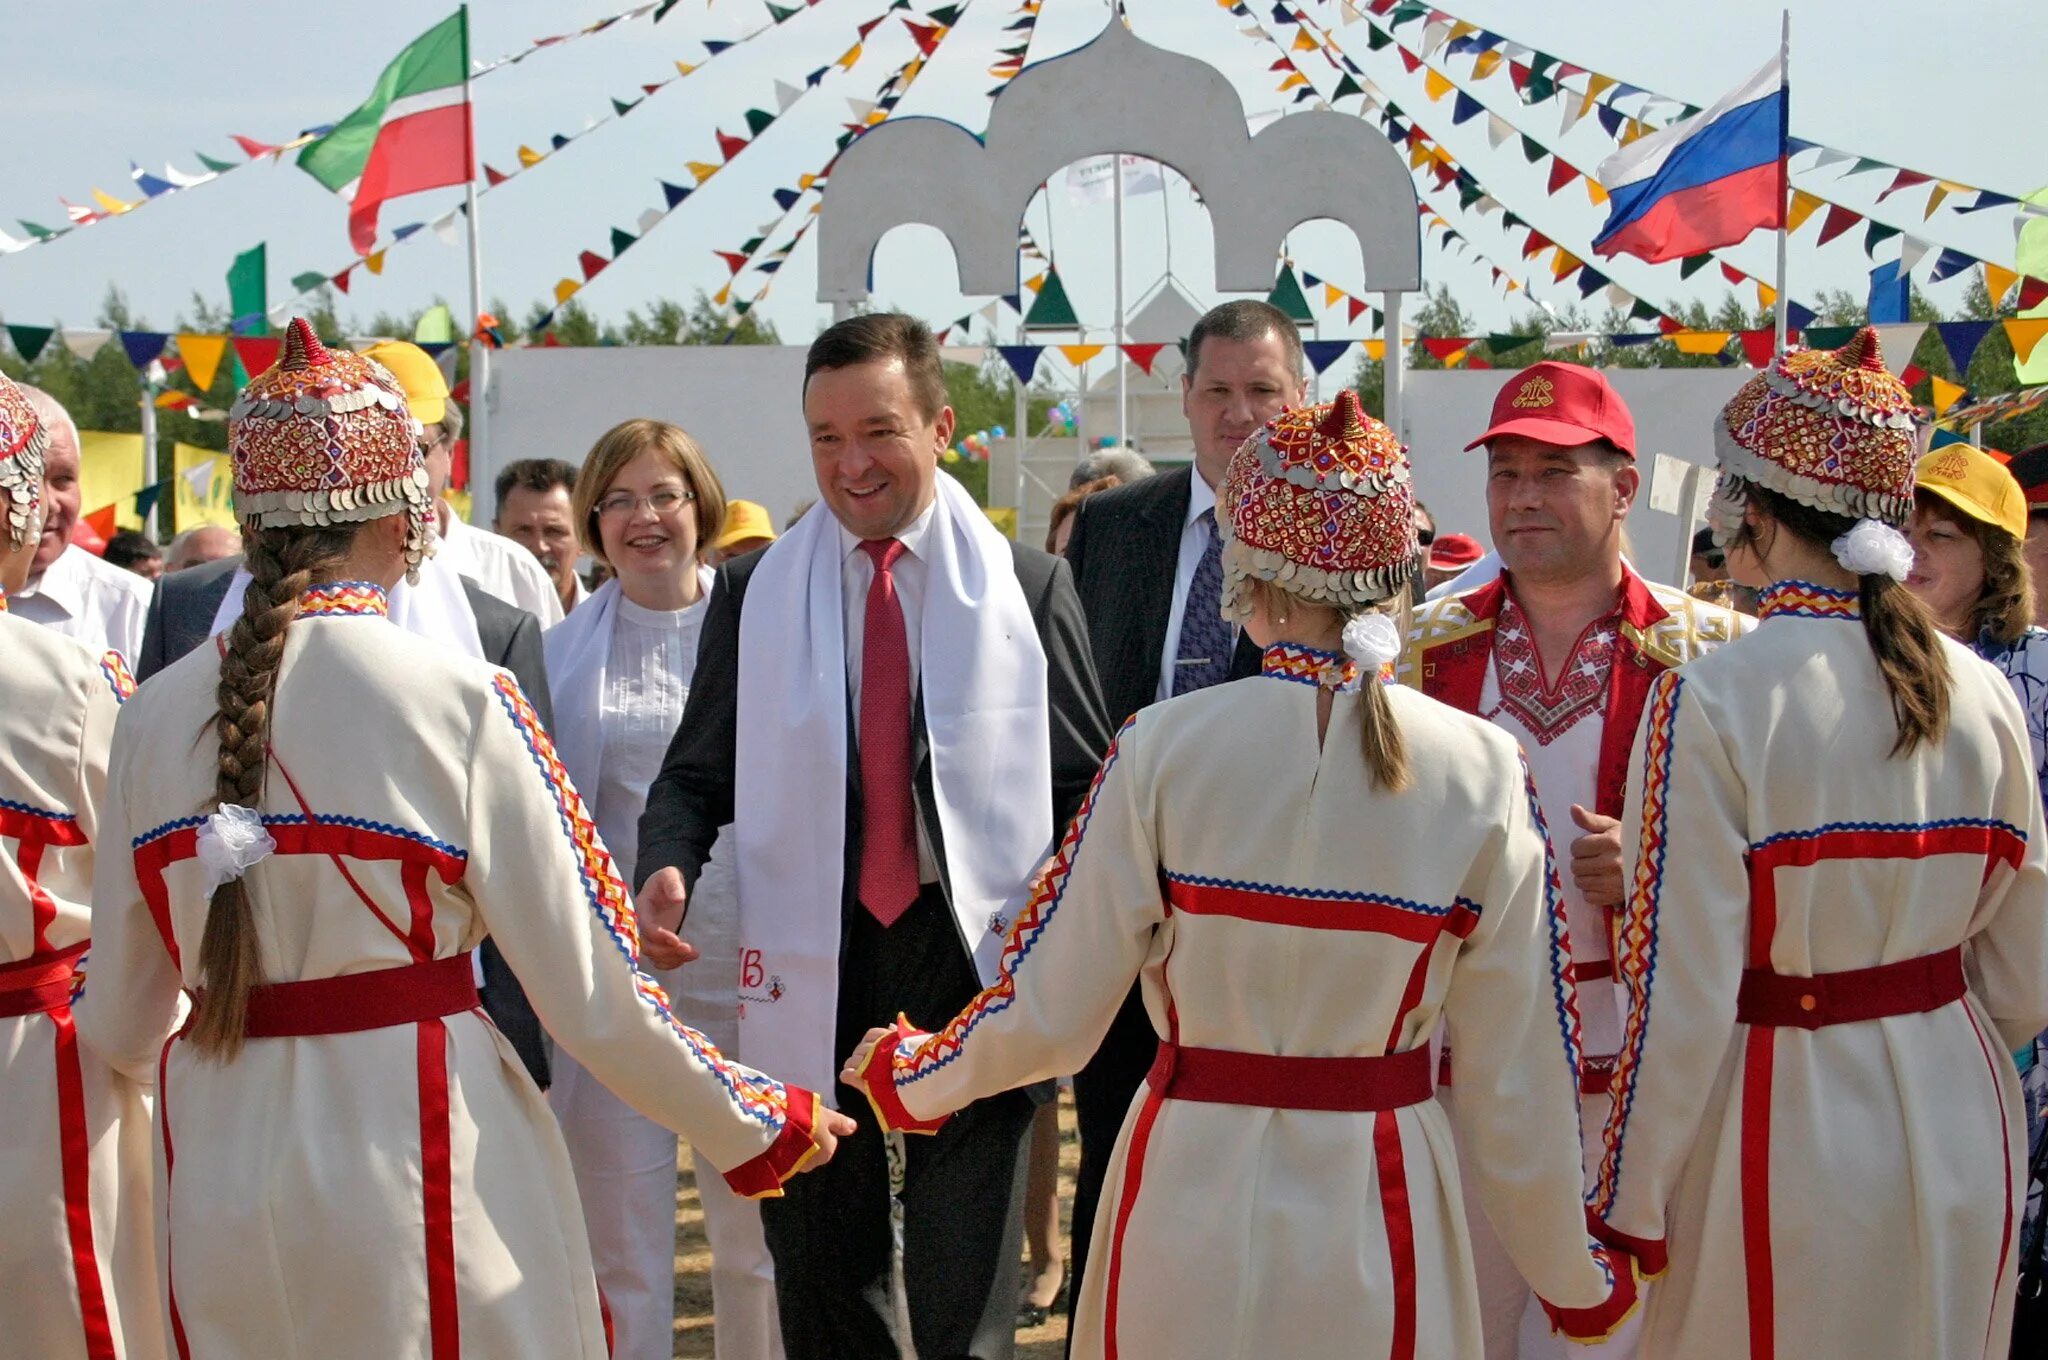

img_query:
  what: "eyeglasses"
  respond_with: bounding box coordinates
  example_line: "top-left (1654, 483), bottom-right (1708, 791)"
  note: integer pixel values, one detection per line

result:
top-left (596, 487), bottom-right (695, 519)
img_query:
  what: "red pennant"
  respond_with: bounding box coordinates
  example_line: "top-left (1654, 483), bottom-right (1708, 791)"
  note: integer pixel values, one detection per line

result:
top-left (333, 267), bottom-right (353, 295)
top-left (484, 164), bottom-right (509, 187)
top-left (1122, 343), bottom-right (1167, 375)
top-left (578, 250), bottom-right (609, 280)
top-left (1269, 58), bottom-right (1294, 71)
top-left (1720, 262), bottom-right (1746, 285)
top-left (1508, 62), bottom-right (1531, 93)
top-left (642, 83), bottom-right (666, 96)
top-left (1467, 356), bottom-right (1492, 369)
top-left (1347, 296), bottom-right (1370, 323)
top-left (77, 506), bottom-right (116, 553)
top-left (450, 379), bottom-right (471, 404)
top-left (715, 251), bottom-right (750, 274)
top-left (1737, 329), bottom-right (1775, 367)
top-left (1420, 336), bottom-right (1470, 360)
top-left (2021, 277), bottom-right (2048, 311)
top-left (541, 332), bottom-right (563, 348)
top-left (1877, 169), bottom-right (1932, 201)
top-left (1816, 203), bottom-right (1861, 246)
top-left (715, 129), bottom-right (748, 161)
top-left (1399, 48), bottom-right (1420, 73)
top-left (1546, 159), bottom-right (1579, 195)
top-left (1430, 161), bottom-right (1456, 190)
top-left (856, 14), bottom-right (887, 39)
top-left (233, 336), bottom-right (282, 374)
top-left (450, 437), bottom-right (469, 492)
top-left (901, 18), bottom-right (942, 55)
top-left (232, 134), bottom-right (280, 159)
top-left (1657, 315), bottom-right (1683, 336)
top-left (1522, 230), bottom-right (1551, 260)
top-left (1899, 364), bottom-right (1927, 388)
top-left (1556, 63), bottom-right (1585, 81)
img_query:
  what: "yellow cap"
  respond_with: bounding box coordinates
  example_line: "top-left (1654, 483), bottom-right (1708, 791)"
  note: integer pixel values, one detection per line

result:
top-left (714, 499), bottom-right (777, 551)
top-left (360, 340), bottom-right (449, 427)
top-left (1915, 444), bottom-right (2028, 544)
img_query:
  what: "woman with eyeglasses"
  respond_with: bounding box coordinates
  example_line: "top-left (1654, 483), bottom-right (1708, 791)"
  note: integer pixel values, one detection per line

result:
top-left (543, 418), bottom-right (786, 1360)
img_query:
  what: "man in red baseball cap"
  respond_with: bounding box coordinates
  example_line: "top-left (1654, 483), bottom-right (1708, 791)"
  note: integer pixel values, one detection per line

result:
top-left (1395, 361), bottom-right (1747, 1360)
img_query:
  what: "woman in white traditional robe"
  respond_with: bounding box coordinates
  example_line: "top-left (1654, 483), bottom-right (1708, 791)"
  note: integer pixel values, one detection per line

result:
top-left (1592, 329), bottom-right (2048, 1360)
top-left (845, 391), bottom-right (1635, 1360)
top-left (544, 419), bottom-right (783, 1360)
top-left (0, 368), bottom-right (163, 1360)
top-left (74, 322), bottom-right (847, 1360)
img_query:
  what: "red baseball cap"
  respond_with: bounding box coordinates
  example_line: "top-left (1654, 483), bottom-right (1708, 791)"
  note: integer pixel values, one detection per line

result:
top-left (2005, 443), bottom-right (2048, 507)
top-left (1428, 532), bottom-right (1485, 570)
top-left (1463, 361), bottom-right (1637, 460)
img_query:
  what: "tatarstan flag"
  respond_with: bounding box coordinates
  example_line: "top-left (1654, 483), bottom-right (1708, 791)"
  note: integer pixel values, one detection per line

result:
top-left (299, 10), bottom-right (471, 255)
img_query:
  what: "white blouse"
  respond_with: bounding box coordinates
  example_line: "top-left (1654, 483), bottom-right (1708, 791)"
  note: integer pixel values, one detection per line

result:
top-left (595, 592), bottom-right (710, 889)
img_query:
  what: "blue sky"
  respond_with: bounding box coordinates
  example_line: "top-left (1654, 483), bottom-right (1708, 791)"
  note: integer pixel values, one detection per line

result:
top-left (2, 0), bottom-right (2041, 349)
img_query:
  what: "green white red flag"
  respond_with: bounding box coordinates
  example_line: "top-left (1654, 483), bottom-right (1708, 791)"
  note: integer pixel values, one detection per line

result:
top-left (298, 9), bottom-right (471, 255)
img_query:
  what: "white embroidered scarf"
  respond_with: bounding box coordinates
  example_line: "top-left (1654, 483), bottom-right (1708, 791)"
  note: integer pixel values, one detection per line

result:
top-left (734, 475), bottom-right (1051, 1098)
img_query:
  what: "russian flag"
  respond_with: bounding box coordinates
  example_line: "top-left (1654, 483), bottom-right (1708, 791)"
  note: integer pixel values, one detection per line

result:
top-left (1592, 56), bottom-right (1787, 264)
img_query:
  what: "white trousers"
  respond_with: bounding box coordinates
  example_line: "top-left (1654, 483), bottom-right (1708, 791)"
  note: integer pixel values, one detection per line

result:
top-left (1448, 1085), bottom-right (1646, 1360)
top-left (550, 1049), bottom-right (784, 1360)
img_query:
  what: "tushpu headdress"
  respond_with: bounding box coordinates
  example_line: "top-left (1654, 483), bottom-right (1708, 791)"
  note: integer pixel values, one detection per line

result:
top-left (1707, 326), bottom-right (1923, 580)
top-left (1219, 387), bottom-right (1417, 639)
top-left (228, 317), bottom-right (435, 577)
top-left (0, 369), bottom-right (47, 551)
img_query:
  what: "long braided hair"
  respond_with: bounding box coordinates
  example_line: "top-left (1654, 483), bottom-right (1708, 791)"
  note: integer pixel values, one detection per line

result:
top-left (186, 523), bottom-right (358, 1059)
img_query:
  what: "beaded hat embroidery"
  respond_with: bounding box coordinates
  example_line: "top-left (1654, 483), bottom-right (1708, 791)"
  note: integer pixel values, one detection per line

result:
top-left (0, 369), bottom-right (47, 550)
top-left (1218, 387), bottom-right (1416, 619)
top-left (228, 317), bottom-right (434, 573)
top-left (1714, 326), bottom-right (1920, 526)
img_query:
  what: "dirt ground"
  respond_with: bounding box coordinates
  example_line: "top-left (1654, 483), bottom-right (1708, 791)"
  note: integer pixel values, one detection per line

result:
top-left (672, 1093), bottom-right (1078, 1358)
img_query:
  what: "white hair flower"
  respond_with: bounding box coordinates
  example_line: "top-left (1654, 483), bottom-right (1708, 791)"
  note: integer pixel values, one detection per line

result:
top-left (1830, 518), bottom-right (1914, 581)
top-left (196, 804), bottom-right (276, 895)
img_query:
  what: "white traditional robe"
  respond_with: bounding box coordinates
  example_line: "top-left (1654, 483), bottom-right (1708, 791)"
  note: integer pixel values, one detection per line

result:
top-left (0, 606), bottom-right (160, 1360)
top-left (853, 647), bottom-right (1636, 1359)
top-left (1595, 580), bottom-right (2048, 1360)
top-left (74, 583), bottom-right (824, 1360)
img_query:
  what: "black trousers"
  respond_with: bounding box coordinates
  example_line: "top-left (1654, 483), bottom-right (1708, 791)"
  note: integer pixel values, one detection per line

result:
top-left (762, 885), bottom-right (1035, 1360)
top-left (1065, 982), bottom-right (1156, 1341)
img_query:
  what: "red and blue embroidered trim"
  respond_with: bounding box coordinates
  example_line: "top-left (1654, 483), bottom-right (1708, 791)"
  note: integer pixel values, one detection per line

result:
top-left (1757, 579), bottom-right (1859, 622)
top-left (898, 716), bottom-right (1137, 1086)
top-left (1519, 750), bottom-right (1587, 1114)
top-left (1261, 643), bottom-right (1362, 692)
top-left (489, 671), bottom-right (790, 1133)
top-left (297, 581), bottom-right (390, 619)
top-left (1592, 670), bottom-right (1682, 1217)
top-left (99, 650), bottom-right (135, 704)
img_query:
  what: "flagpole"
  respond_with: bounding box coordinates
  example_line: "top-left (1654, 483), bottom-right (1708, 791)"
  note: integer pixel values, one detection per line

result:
top-left (1772, 9), bottom-right (1791, 357)
top-left (460, 3), bottom-right (492, 523)
top-left (1113, 155), bottom-right (1128, 451)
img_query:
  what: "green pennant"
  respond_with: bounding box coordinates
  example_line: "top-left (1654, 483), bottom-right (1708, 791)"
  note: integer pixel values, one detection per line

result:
top-left (17, 221), bottom-right (56, 241)
top-left (1366, 26), bottom-right (1391, 50)
top-left (1528, 54), bottom-right (1557, 80)
top-left (1390, 1), bottom-right (1430, 23)
top-left (1865, 222), bottom-right (1900, 254)
top-left (1023, 268), bottom-right (1079, 329)
top-left (1487, 332), bottom-right (1539, 353)
top-left (196, 152), bottom-right (237, 174)
top-left (1458, 179), bottom-right (1485, 209)
top-left (610, 228), bottom-right (636, 256)
top-left (1847, 156), bottom-right (1886, 176)
top-left (1524, 74), bottom-right (1556, 104)
top-left (767, 1), bottom-right (801, 19)
top-left (925, 3), bottom-right (963, 23)
top-left (1266, 265), bottom-right (1314, 324)
top-left (733, 298), bottom-right (753, 316)
top-left (1501, 210), bottom-right (1525, 231)
top-left (1802, 325), bottom-right (1857, 350)
top-left (7, 324), bottom-right (54, 363)
top-left (1520, 135), bottom-right (1545, 165)
top-left (740, 236), bottom-right (765, 254)
top-left (290, 271), bottom-right (327, 294)
top-left (1679, 254), bottom-right (1712, 280)
top-left (1332, 73), bottom-right (1364, 101)
top-left (612, 97), bottom-right (642, 117)
top-left (1370, 308), bottom-right (1384, 331)
top-left (744, 108), bottom-right (776, 136)
top-left (1629, 298), bottom-right (1663, 322)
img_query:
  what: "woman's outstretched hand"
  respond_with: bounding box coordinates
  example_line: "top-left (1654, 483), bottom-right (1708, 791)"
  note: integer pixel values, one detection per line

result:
top-left (808, 1106), bottom-right (859, 1169)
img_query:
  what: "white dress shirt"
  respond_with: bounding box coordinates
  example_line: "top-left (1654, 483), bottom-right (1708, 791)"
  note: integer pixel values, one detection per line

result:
top-left (1155, 469), bottom-right (1237, 704)
top-left (594, 592), bottom-right (711, 889)
top-left (838, 498), bottom-right (940, 882)
top-left (9, 543), bottom-right (151, 660)
top-left (437, 507), bottom-right (565, 627)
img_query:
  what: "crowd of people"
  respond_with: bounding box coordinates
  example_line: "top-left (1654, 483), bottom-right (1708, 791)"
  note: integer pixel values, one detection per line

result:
top-left (1, 298), bottom-right (2044, 1360)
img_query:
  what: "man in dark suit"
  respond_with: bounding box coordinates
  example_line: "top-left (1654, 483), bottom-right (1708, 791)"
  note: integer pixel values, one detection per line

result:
top-left (1057, 298), bottom-right (1309, 1323)
top-left (636, 313), bottom-right (1111, 1360)
top-left (134, 551), bottom-right (558, 1089)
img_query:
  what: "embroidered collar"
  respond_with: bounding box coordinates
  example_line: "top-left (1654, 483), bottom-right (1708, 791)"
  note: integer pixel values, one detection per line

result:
top-left (1486, 586), bottom-right (1619, 746)
top-left (1261, 643), bottom-right (1362, 692)
top-left (298, 581), bottom-right (390, 619)
top-left (0, 585), bottom-right (7, 614)
top-left (1757, 580), bottom-right (1860, 622)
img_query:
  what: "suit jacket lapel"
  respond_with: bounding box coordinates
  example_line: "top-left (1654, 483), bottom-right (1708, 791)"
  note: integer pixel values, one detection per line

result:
top-left (1126, 466), bottom-right (1193, 700)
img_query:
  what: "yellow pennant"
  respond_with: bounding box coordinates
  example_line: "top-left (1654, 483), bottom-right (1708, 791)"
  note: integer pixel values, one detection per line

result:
top-left (1986, 263), bottom-right (2019, 304)
top-left (1672, 331), bottom-right (1733, 356)
top-left (1024, 271), bottom-right (1046, 292)
top-left (1929, 375), bottom-right (1966, 414)
top-left (1278, 71), bottom-right (1310, 91)
top-left (1622, 119), bottom-right (1651, 145)
top-left (838, 43), bottom-right (862, 69)
top-left (1324, 283), bottom-right (1346, 307)
top-left (1424, 69), bottom-right (1453, 102)
top-left (1472, 51), bottom-right (1504, 81)
top-left (91, 189), bottom-right (136, 215)
top-left (365, 250), bottom-right (387, 276)
top-left (174, 334), bottom-right (228, 392)
top-left (554, 278), bottom-right (581, 306)
top-left (688, 161), bottom-right (721, 184)
top-left (798, 173), bottom-right (817, 191)
top-left (713, 283), bottom-right (731, 307)
top-left (1788, 190), bottom-right (1824, 233)
top-left (1756, 281), bottom-right (1778, 308)
top-left (1059, 344), bottom-right (1105, 365)
top-left (1447, 20), bottom-right (1477, 41)
top-left (2005, 317), bottom-right (2048, 365)
top-left (1364, 339), bottom-right (1387, 360)
top-left (1583, 74), bottom-right (1616, 102)
top-left (1586, 179), bottom-right (1609, 206)
top-left (1551, 249), bottom-right (1581, 279)
top-left (517, 145), bottom-right (544, 168)
top-left (1293, 29), bottom-right (1318, 52)
top-left (674, 61), bottom-right (696, 77)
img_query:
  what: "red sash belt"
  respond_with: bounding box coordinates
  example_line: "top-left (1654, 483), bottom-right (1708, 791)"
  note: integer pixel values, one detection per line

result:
top-left (1147, 1041), bottom-right (1433, 1111)
top-left (223, 953), bottom-right (479, 1038)
top-left (0, 941), bottom-right (88, 1018)
top-left (1736, 946), bottom-right (1965, 1031)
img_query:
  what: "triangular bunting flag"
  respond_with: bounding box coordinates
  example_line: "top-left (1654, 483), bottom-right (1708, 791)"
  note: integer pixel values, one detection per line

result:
top-left (1928, 248), bottom-right (1976, 283)
top-left (7, 324), bottom-right (54, 363)
top-left (1787, 190), bottom-right (1824, 233)
top-left (232, 335), bottom-right (281, 374)
top-left (176, 334), bottom-right (227, 390)
top-left (661, 180), bottom-right (691, 207)
top-left (1419, 336), bottom-right (1469, 360)
top-left (997, 345), bottom-right (1040, 383)
top-left (366, 249), bottom-right (387, 275)
top-left (517, 145), bottom-right (544, 168)
top-left (1023, 269), bottom-right (1078, 329)
top-left (1546, 159), bottom-right (1579, 195)
top-left (1679, 254), bottom-right (1712, 280)
top-left (1878, 169), bottom-right (1932, 201)
top-left (2004, 317), bottom-right (2048, 366)
top-left (1929, 375), bottom-right (1966, 415)
top-left (1122, 343), bottom-right (1167, 374)
top-left (715, 129), bottom-right (748, 161)
top-left (1986, 264), bottom-right (2019, 304)
top-left (119, 331), bottom-right (170, 369)
top-left (1058, 344), bottom-right (1104, 365)
top-left (610, 228), bottom-right (637, 257)
top-left (1737, 329), bottom-right (1776, 367)
top-left (1302, 340), bottom-right (1353, 374)
top-left (1267, 266), bottom-right (1314, 323)
top-left (1817, 203), bottom-right (1860, 246)
top-left (579, 250), bottom-right (609, 281)
top-left (484, 164), bottom-right (509, 186)
top-left (1899, 236), bottom-right (1930, 274)
top-left (554, 278), bottom-right (581, 305)
top-left (1872, 323), bottom-right (1928, 377)
top-left (1671, 331), bottom-right (1733, 356)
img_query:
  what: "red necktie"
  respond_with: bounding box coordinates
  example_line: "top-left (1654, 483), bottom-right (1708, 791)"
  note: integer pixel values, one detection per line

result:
top-left (858, 538), bottom-right (919, 926)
